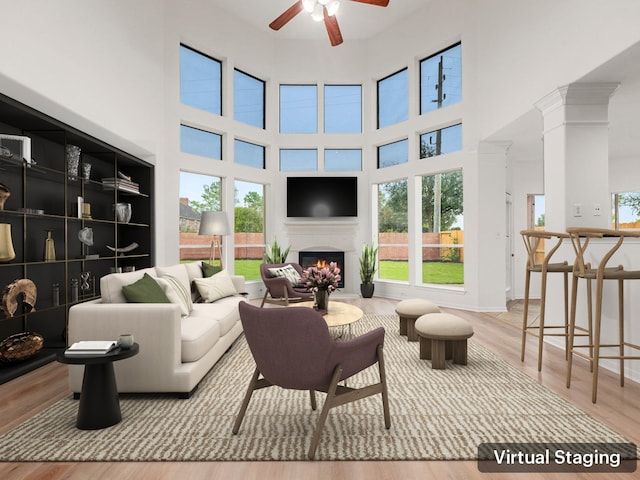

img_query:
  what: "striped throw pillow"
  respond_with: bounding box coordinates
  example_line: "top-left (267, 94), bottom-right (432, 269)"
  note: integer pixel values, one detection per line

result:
top-left (155, 275), bottom-right (193, 316)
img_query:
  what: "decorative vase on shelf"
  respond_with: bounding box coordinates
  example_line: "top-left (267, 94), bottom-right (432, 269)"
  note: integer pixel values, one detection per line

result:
top-left (114, 203), bottom-right (132, 223)
top-left (0, 223), bottom-right (16, 262)
top-left (66, 144), bottom-right (81, 180)
top-left (44, 230), bottom-right (56, 262)
top-left (315, 289), bottom-right (329, 311)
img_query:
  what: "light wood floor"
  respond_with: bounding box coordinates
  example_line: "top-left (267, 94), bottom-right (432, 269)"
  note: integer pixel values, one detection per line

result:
top-left (1, 297), bottom-right (639, 480)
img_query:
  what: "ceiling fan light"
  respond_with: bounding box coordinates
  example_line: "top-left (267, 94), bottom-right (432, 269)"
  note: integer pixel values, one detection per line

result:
top-left (318, 0), bottom-right (330, 5)
top-left (311, 3), bottom-right (324, 21)
top-left (327, 0), bottom-right (340, 16)
top-left (302, 0), bottom-right (315, 13)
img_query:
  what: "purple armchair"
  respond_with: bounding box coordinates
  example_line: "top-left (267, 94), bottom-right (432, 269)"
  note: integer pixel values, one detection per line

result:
top-left (259, 262), bottom-right (314, 307)
top-left (232, 302), bottom-right (391, 460)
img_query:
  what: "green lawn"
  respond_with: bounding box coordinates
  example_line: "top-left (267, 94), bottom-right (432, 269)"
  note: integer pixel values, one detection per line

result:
top-left (379, 260), bottom-right (464, 284)
top-left (191, 259), bottom-right (463, 284)
top-left (233, 259), bottom-right (262, 281)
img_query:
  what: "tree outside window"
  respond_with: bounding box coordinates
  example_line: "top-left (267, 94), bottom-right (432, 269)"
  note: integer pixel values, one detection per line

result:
top-left (421, 170), bottom-right (464, 285)
top-left (377, 179), bottom-right (409, 281)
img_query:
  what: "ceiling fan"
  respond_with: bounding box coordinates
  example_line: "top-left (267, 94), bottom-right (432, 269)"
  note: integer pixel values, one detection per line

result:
top-left (269, 0), bottom-right (390, 47)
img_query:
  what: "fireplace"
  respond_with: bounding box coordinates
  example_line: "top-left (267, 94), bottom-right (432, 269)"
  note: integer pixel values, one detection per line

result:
top-left (299, 251), bottom-right (345, 289)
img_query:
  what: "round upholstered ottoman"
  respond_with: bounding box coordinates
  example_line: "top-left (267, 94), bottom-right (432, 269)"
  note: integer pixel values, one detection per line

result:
top-left (395, 299), bottom-right (440, 341)
top-left (415, 313), bottom-right (474, 369)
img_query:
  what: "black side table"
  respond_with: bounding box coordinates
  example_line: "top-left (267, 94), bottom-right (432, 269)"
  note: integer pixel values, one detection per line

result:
top-left (57, 343), bottom-right (139, 430)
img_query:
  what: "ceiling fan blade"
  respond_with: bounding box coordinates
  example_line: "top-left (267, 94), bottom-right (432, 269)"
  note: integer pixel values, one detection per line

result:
top-left (349, 0), bottom-right (390, 7)
top-left (324, 8), bottom-right (343, 46)
top-left (269, 1), bottom-right (304, 31)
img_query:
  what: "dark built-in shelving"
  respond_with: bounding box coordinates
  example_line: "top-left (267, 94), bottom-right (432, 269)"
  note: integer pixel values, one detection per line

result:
top-left (0, 93), bottom-right (154, 384)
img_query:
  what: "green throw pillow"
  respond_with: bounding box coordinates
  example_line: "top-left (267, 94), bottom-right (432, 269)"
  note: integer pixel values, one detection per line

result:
top-left (122, 273), bottom-right (171, 303)
top-left (201, 262), bottom-right (222, 278)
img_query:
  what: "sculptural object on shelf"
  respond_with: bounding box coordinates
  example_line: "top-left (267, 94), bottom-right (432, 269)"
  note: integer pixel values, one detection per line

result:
top-left (0, 223), bottom-right (16, 262)
top-left (44, 230), bottom-right (56, 262)
top-left (78, 227), bottom-right (94, 258)
top-left (1, 278), bottom-right (37, 318)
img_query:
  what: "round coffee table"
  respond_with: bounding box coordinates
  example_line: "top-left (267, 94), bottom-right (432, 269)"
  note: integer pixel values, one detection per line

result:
top-left (298, 301), bottom-right (363, 336)
top-left (57, 343), bottom-right (139, 430)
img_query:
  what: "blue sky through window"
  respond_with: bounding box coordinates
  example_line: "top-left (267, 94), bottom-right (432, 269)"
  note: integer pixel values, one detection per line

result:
top-left (378, 69), bottom-right (408, 129)
top-left (280, 85), bottom-right (317, 133)
top-left (234, 69), bottom-right (265, 128)
top-left (180, 45), bottom-right (221, 115)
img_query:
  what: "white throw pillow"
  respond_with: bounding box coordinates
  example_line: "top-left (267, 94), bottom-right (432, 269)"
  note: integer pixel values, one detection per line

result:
top-left (193, 269), bottom-right (238, 303)
top-left (268, 264), bottom-right (301, 285)
top-left (155, 275), bottom-right (193, 316)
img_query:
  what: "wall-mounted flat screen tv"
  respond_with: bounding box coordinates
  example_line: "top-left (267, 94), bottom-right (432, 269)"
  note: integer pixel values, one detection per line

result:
top-left (287, 176), bottom-right (358, 217)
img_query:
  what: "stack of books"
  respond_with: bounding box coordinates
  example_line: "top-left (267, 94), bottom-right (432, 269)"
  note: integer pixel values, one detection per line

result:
top-left (65, 340), bottom-right (118, 356)
top-left (102, 177), bottom-right (140, 194)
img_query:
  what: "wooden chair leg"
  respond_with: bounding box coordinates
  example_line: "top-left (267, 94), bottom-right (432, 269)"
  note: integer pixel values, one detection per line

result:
top-left (377, 345), bottom-right (391, 429)
top-left (309, 390), bottom-right (317, 411)
top-left (537, 267), bottom-right (548, 372)
top-left (521, 268), bottom-right (531, 362)
top-left (259, 289), bottom-right (268, 307)
top-left (567, 273), bottom-right (579, 388)
top-left (232, 367), bottom-right (261, 434)
top-left (308, 365), bottom-right (343, 460)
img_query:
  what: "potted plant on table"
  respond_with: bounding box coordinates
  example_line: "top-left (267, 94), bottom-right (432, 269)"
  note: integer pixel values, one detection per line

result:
top-left (359, 241), bottom-right (378, 298)
top-left (301, 262), bottom-right (341, 311)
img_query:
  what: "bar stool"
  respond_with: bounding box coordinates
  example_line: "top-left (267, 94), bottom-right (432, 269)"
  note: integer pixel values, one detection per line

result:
top-left (566, 227), bottom-right (640, 403)
top-left (520, 230), bottom-right (574, 371)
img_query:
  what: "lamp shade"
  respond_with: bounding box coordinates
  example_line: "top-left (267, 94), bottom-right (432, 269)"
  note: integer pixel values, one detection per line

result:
top-left (198, 211), bottom-right (230, 236)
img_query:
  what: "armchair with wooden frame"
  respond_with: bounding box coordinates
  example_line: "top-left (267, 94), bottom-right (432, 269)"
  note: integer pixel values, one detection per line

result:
top-left (232, 302), bottom-right (391, 460)
top-left (259, 262), bottom-right (314, 307)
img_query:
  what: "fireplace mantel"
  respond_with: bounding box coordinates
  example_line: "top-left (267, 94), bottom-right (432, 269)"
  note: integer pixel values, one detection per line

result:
top-left (284, 220), bottom-right (359, 253)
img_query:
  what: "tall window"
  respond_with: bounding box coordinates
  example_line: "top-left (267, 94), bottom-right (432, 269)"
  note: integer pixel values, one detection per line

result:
top-left (613, 192), bottom-right (640, 229)
top-left (420, 43), bottom-right (462, 114)
top-left (180, 44), bottom-right (222, 115)
top-left (324, 85), bottom-right (362, 133)
top-left (325, 149), bottom-right (362, 172)
top-left (378, 139), bottom-right (408, 168)
top-left (419, 124), bottom-right (462, 158)
top-left (180, 125), bottom-right (222, 160)
top-left (377, 179), bottom-right (409, 281)
top-left (178, 172), bottom-right (222, 262)
top-left (280, 149), bottom-right (318, 172)
top-left (377, 68), bottom-right (408, 129)
top-left (421, 170), bottom-right (464, 285)
top-left (235, 180), bottom-right (265, 281)
top-left (234, 139), bottom-right (265, 169)
top-left (234, 69), bottom-right (265, 129)
top-left (280, 85), bottom-right (317, 133)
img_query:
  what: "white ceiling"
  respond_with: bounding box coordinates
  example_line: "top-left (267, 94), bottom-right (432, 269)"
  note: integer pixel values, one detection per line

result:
top-left (209, 0), bottom-right (429, 41)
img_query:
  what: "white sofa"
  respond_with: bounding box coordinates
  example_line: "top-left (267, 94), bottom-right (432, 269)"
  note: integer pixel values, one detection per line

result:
top-left (67, 261), bottom-right (246, 398)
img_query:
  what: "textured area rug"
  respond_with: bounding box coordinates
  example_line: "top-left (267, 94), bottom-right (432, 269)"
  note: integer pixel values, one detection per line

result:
top-left (0, 314), bottom-right (629, 461)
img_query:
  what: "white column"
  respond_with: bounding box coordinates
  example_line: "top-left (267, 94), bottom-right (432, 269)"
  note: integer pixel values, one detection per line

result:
top-left (535, 83), bottom-right (619, 231)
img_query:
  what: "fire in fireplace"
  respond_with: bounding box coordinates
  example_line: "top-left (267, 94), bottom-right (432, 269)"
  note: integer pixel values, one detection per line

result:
top-left (299, 251), bottom-right (345, 289)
